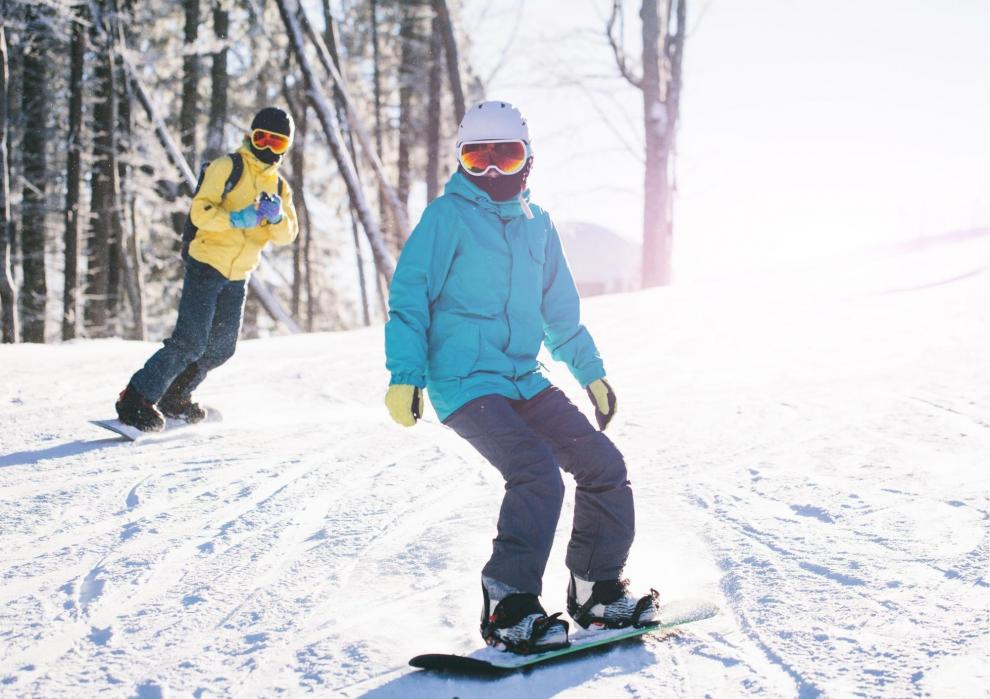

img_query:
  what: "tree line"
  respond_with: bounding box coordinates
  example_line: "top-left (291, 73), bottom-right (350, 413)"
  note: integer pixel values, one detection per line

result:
top-left (0, 0), bottom-right (476, 344)
top-left (0, 0), bottom-right (686, 345)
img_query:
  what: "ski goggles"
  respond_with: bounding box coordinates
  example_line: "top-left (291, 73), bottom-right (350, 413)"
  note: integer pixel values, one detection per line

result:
top-left (458, 140), bottom-right (529, 176)
top-left (251, 128), bottom-right (292, 155)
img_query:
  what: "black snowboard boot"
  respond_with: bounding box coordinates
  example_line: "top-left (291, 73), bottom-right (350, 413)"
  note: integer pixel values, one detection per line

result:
top-left (566, 573), bottom-right (660, 629)
top-left (481, 577), bottom-right (569, 654)
top-left (158, 363), bottom-right (207, 423)
top-left (116, 384), bottom-right (165, 432)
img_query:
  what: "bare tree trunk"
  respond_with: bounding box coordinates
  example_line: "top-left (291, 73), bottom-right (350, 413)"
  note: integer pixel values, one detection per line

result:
top-left (0, 13), bottom-right (15, 343)
top-left (180, 0), bottom-right (201, 173)
top-left (608, 0), bottom-right (686, 288)
top-left (242, 288), bottom-right (259, 339)
top-left (640, 0), bottom-right (669, 287)
top-left (19, 6), bottom-right (48, 343)
top-left (282, 76), bottom-right (309, 322)
top-left (322, 2), bottom-right (369, 326)
top-left (105, 42), bottom-right (122, 328)
top-left (667, 1), bottom-right (686, 161)
top-left (375, 270), bottom-right (387, 319)
top-left (63, 7), bottom-right (86, 340)
top-left (396, 3), bottom-right (416, 217)
top-left (85, 13), bottom-right (119, 338)
top-left (113, 0), bottom-right (144, 339)
top-left (370, 0), bottom-right (387, 238)
top-left (275, 0), bottom-right (395, 283)
top-left (304, 219), bottom-right (314, 331)
top-left (426, 10), bottom-right (443, 202)
top-left (432, 0), bottom-right (465, 122)
top-left (206, 0), bottom-right (228, 158)
top-left (5, 8), bottom-right (19, 280)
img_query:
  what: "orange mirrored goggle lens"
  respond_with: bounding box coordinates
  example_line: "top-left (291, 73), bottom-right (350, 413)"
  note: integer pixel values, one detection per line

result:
top-left (459, 141), bottom-right (528, 175)
top-left (251, 128), bottom-right (291, 154)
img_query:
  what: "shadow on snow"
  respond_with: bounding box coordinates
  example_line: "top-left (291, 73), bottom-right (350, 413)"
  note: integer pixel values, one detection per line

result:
top-left (0, 438), bottom-right (121, 469)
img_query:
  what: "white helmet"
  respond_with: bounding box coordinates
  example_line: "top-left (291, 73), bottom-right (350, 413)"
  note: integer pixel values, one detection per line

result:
top-left (456, 101), bottom-right (531, 149)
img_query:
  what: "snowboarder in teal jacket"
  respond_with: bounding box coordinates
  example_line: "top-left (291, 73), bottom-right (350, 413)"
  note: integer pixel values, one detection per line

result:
top-left (384, 101), bottom-right (659, 654)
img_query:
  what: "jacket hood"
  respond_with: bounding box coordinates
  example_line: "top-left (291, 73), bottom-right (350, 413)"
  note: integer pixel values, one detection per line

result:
top-left (444, 170), bottom-right (532, 220)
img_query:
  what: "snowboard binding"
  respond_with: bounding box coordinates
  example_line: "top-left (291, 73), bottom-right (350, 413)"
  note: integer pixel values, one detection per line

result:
top-left (567, 575), bottom-right (660, 630)
top-left (481, 584), bottom-right (570, 654)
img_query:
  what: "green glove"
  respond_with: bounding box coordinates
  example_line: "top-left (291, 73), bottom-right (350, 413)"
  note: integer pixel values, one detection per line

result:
top-left (586, 378), bottom-right (617, 431)
top-left (385, 384), bottom-right (424, 427)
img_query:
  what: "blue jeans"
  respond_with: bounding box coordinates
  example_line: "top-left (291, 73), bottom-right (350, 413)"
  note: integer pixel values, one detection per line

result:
top-left (130, 258), bottom-right (246, 403)
top-left (444, 387), bottom-right (635, 595)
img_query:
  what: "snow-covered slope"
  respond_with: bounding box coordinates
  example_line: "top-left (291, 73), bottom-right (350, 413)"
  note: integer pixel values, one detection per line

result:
top-left (1, 231), bottom-right (987, 698)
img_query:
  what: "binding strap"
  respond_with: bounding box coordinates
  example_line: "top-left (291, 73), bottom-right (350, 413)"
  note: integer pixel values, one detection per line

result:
top-left (571, 583), bottom-right (660, 630)
top-left (482, 593), bottom-right (570, 654)
top-left (632, 589), bottom-right (661, 628)
top-left (487, 593), bottom-right (545, 630)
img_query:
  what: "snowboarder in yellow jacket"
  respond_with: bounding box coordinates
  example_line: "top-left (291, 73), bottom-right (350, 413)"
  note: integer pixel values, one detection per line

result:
top-left (116, 107), bottom-right (299, 431)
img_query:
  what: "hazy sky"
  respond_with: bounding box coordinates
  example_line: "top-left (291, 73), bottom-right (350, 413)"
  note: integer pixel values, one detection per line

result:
top-left (462, 0), bottom-right (990, 280)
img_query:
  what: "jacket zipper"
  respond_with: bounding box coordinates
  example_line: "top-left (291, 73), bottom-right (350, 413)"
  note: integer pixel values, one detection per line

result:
top-left (229, 171), bottom-right (257, 278)
top-left (499, 216), bottom-right (514, 372)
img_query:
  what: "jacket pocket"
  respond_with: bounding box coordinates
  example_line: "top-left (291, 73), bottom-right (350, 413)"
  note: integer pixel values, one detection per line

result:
top-left (428, 324), bottom-right (482, 381)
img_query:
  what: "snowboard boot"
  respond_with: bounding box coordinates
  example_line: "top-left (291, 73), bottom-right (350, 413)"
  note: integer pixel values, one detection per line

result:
top-left (481, 576), bottom-right (569, 654)
top-left (115, 384), bottom-right (165, 432)
top-left (158, 364), bottom-right (207, 423)
top-left (566, 573), bottom-right (660, 629)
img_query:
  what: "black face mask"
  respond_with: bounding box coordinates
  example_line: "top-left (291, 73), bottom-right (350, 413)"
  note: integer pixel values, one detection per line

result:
top-left (460, 159), bottom-right (532, 202)
top-left (250, 144), bottom-right (282, 166)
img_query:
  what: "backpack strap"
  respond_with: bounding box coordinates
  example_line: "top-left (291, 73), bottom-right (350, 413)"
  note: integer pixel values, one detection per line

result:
top-left (223, 153), bottom-right (244, 199)
top-left (221, 153), bottom-right (280, 199)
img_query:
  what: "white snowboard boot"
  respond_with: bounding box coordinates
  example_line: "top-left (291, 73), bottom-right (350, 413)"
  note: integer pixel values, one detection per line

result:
top-left (566, 573), bottom-right (660, 629)
top-left (481, 576), bottom-right (569, 653)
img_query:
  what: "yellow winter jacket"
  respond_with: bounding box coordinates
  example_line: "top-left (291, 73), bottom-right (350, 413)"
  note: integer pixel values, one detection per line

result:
top-left (188, 142), bottom-right (299, 281)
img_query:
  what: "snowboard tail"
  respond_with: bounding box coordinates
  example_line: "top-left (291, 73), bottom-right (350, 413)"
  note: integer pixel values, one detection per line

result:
top-left (91, 407), bottom-right (221, 442)
top-left (410, 598), bottom-right (718, 673)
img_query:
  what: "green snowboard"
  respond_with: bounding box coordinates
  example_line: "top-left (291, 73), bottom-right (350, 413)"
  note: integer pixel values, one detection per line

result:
top-left (410, 598), bottom-right (718, 673)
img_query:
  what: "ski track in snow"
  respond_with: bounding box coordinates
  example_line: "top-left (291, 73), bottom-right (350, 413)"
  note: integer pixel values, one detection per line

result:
top-left (1, 233), bottom-right (988, 697)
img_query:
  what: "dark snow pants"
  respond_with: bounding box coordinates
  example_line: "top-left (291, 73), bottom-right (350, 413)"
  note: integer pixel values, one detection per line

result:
top-left (130, 257), bottom-right (246, 403)
top-left (444, 386), bottom-right (635, 595)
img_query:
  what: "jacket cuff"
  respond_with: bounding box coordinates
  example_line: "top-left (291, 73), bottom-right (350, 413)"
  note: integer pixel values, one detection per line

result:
top-left (573, 361), bottom-right (606, 388)
top-left (390, 372), bottom-right (426, 388)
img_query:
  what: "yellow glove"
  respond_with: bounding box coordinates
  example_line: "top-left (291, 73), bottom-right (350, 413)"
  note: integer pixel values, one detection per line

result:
top-left (385, 384), bottom-right (424, 427)
top-left (586, 378), bottom-right (617, 431)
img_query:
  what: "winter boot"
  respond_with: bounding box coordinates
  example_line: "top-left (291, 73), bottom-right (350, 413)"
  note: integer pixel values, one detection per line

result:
top-left (158, 364), bottom-right (207, 423)
top-left (481, 576), bottom-right (569, 654)
top-left (115, 384), bottom-right (165, 432)
top-left (566, 573), bottom-right (660, 629)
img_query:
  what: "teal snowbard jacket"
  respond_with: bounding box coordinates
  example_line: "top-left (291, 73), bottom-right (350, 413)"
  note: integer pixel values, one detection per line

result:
top-left (385, 171), bottom-right (606, 421)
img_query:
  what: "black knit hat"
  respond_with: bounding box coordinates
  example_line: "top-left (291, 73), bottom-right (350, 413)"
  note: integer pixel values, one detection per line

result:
top-left (251, 107), bottom-right (294, 139)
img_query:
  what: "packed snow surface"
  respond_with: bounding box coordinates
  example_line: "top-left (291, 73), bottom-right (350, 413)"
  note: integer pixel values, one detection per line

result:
top-left (1, 232), bottom-right (987, 697)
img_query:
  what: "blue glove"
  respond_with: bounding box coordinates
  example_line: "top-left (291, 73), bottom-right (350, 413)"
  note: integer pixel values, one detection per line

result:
top-left (257, 193), bottom-right (283, 224)
top-left (229, 204), bottom-right (261, 229)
